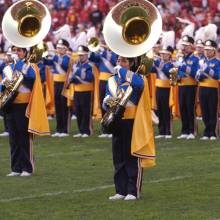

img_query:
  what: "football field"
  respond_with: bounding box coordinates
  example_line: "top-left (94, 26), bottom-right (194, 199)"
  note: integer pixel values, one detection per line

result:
top-left (0, 119), bottom-right (220, 220)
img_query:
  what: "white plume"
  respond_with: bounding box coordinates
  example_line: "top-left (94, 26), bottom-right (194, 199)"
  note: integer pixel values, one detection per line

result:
top-left (161, 31), bottom-right (175, 48)
top-left (203, 23), bottom-right (218, 41)
top-left (72, 31), bottom-right (87, 51)
top-left (53, 24), bottom-right (74, 49)
top-left (176, 17), bottom-right (192, 25)
top-left (86, 26), bottom-right (96, 41)
top-left (194, 26), bottom-right (206, 42)
top-left (181, 23), bottom-right (195, 38)
top-left (53, 24), bottom-right (72, 41)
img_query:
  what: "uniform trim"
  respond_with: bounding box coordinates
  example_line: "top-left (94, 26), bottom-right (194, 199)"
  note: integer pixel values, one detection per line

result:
top-left (179, 77), bottom-right (197, 86)
top-left (199, 79), bottom-right (219, 88)
top-left (99, 72), bottom-right (111, 81)
top-left (74, 83), bottom-right (94, 92)
top-left (155, 79), bottom-right (170, 88)
top-left (53, 74), bottom-right (66, 82)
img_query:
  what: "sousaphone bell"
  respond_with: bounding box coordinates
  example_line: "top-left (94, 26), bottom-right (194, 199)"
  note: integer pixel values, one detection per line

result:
top-left (2, 0), bottom-right (51, 48)
top-left (103, 0), bottom-right (162, 57)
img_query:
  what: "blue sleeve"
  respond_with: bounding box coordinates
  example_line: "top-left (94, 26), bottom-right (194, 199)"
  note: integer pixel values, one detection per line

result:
top-left (151, 59), bottom-right (160, 73)
top-left (0, 83), bottom-right (3, 92)
top-left (61, 56), bottom-right (70, 72)
top-left (43, 57), bottom-right (54, 66)
top-left (24, 65), bottom-right (36, 79)
top-left (70, 65), bottom-right (94, 84)
top-left (178, 64), bottom-right (187, 78)
top-left (70, 74), bottom-right (81, 84)
top-left (204, 64), bottom-right (220, 80)
top-left (117, 67), bottom-right (144, 90)
top-left (189, 58), bottom-right (199, 78)
top-left (0, 63), bottom-right (6, 75)
top-left (102, 81), bottom-right (112, 110)
top-left (89, 52), bottom-right (101, 64)
top-left (151, 65), bottom-right (157, 73)
top-left (85, 65), bottom-right (94, 82)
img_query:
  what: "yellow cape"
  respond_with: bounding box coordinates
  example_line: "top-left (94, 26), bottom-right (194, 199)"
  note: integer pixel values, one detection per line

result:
top-left (131, 77), bottom-right (156, 168)
top-left (26, 64), bottom-right (50, 136)
top-left (45, 66), bottom-right (55, 115)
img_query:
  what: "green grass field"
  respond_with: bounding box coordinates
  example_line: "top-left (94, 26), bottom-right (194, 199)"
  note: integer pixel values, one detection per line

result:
top-left (0, 118), bottom-right (220, 220)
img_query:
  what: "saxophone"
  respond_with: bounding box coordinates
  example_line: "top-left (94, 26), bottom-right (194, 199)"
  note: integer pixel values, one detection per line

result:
top-left (101, 85), bottom-right (133, 134)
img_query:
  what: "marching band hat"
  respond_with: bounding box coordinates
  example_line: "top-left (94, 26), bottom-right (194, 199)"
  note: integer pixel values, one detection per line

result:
top-left (77, 45), bottom-right (89, 55)
top-left (159, 46), bottom-right (174, 55)
top-left (56, 39), bottom-right (69, 49)
top-left (204, 40), bottom-right (217, 50)
top-left (181, 35), bottom-right (194, 45)
top-left (195, 39), bottom-right (204, 47)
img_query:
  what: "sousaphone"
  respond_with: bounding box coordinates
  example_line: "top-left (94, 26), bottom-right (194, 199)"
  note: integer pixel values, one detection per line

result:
top-left (0, 0), bottom-right (51, 109)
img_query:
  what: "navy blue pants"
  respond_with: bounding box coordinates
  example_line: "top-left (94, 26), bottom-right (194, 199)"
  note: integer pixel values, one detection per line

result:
top-left (178, 85), bottom-right (197, 135)
top-left (199, 87), bottom-right (219, 137)
top-left (112, 119), bottom-right (142, 198)
top-left (54, 82), bottom-right (69, 133)
top-left (74, 91), bottom-right (92, 135)
top-left (156, 87), bottom-right (171, 135)
top-left (6, 104), bottom-right (33, 173)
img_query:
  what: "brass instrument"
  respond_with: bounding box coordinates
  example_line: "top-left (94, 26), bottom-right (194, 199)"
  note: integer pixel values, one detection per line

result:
top-left (101, 86), bottom-right (133, 133)
top-left (103, 0), bottom-right (162, 57)
top-left (0, 67), bottom-right (24, 109)
top-left (88, 37), bottom-right (100, 52)
top-left (2, 0), bottom-right (51, 48)
top-left (101, 0), bottom-right (162, 130)
top-left (0, 0), bottom-right (51, 109)
top-left (138, 49), bottom-right (154, 76)
top-left (169, 67), bottom-right (179, 86)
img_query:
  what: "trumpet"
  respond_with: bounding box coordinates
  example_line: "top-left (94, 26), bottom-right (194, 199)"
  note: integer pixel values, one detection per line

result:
top-left (87, 37), bottom-right (109, 52)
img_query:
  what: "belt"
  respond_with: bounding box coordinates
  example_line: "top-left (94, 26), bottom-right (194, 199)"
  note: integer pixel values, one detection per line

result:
top-left (179, 77), bottom-right (197, 86)
top-left (99, 72), bottom-right (111, 81)
top-left (199, 79), bottom-right (219, 88)
top-left (13, 92), bottom-right (31, 104)
top-left (122, 106), bottom-right (137, 119)
top-left (155, 79), bottom-right (170, 88)
top-left (74, 83), bottom-right (94, 92)
top-left (53, 74), bottom-right (66, 82)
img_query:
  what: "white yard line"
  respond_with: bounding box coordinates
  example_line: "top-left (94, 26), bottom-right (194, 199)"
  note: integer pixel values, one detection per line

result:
top-left (0, 175), bottom-right (192, 203)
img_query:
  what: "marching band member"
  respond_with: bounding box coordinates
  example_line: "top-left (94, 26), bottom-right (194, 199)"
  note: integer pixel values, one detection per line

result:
top-left (152, 46), bottom-right (174, 139)
top-left (0, 47), bottom-right (49, 176)
top-left (44, 39), bottom-right (71, 137)
top-left (68, 45), bottom-right (94, 138)
top-left (152, 31), bottom-right (175, 138)
top-left (104, 56), bottom-right (155, 200)
top-left (196, 40), bottom-right (220, 140)
top-left (176, 35), bottom-right (199, 140)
